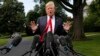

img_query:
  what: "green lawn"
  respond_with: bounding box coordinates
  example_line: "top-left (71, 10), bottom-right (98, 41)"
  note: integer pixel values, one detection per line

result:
top-left (73, 32), bottom-right (100, 56)
top-left (0, 37), bottom-right (8, 46)
top-left (0, 32), bottom-right (100, 56)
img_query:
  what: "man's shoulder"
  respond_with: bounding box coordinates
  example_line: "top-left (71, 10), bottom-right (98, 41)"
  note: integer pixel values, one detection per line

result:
top-left (38, 16), bottom-right (47, 19)
top-left (55, 16), bottom-right (62, 20)
top-left (55, 16), bottom-right (61, 19)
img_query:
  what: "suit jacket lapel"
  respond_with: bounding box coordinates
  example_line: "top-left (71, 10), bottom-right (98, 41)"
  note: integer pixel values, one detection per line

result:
top-left (54, 17), bottom-right (58, 33)
top-left (43, 16), bottom-right (47, 31)
top-left (40, 16), bottom-right (47, 33)
top-left (44, 16), bottom-right (47, 27)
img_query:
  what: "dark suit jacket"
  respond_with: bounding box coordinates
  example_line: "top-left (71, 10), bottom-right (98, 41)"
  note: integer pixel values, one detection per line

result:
top-left (34, 16), bottom-right (67, 36)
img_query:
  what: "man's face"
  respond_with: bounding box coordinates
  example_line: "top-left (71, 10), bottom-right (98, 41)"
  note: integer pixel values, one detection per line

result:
top-left (45, 6), bottom-right (55, 16)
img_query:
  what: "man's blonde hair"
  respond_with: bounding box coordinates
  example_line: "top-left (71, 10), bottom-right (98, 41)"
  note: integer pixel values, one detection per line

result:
top-left (45, 1), bottom-right (55, 7)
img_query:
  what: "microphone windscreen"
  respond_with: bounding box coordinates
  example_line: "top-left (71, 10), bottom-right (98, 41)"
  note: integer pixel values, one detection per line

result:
top-left (59, 36), bottom-right (67, 46)
top-left (53, 35), bottom-right (60, 45)
top-left (11, 32), bottom-right (22, 47)
top-left (45, 32), bottom-right (54, 49)
top-left (31, 35), bottom-right (40, 49)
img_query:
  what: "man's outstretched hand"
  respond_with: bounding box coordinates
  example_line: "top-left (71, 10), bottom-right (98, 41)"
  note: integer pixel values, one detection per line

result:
top-left (30, 21), bottom-right (38, 32)
top-left (63, 21), bottom-right (72, 32)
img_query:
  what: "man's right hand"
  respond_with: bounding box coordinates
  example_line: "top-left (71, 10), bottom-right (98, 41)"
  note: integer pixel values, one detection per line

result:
top-left (30, 21), bottom-right (38, 32)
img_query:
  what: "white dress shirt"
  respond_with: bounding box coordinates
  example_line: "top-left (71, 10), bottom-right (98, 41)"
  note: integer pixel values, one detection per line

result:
top-left (47, 15), bottom-right (55, 33)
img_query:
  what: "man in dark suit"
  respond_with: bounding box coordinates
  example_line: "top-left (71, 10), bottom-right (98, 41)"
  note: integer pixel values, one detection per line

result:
top-left (30, 1), bottom-right (72, 56)
top-left (30, 1), bottom-right (72, 39)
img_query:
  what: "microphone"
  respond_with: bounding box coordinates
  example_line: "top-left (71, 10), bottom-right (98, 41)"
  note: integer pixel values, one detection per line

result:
top-left (31, 35), bottom-right (40, 50)
top-left (11, 32), bottom-right (22, 47)
top-left (0, 32), bottom-right (22, 54)
top-left (59, 36), bottom-right (67, 46)
top-left (53, 35), bottom-right (60, 46)
top-left (44, 32), bottom-right (54, 49)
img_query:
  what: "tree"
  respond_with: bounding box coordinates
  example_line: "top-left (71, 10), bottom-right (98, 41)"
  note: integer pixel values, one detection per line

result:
top-left (33, 4), bottom-right (40, 13)
top-left (0, 0), bottom-right (3, 7)
top-left (84, 0), bottom-right (100, 32)
top-left (0, 0), bottom-right (25, 34)
top-left (0, 0), bottom-right (3, 17)
top-left (26, 10), bottom-right (40, 23)
top-left (55, 0), bottom-right (87, 40)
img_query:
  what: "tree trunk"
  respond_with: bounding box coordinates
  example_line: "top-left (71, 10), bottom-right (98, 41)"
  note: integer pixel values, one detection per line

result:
top-left (73, 0), bottom-right (86, 40)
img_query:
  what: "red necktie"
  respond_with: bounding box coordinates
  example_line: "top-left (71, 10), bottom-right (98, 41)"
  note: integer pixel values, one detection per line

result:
top-left (39, 16), bottom-right (52, 42)
top-left (49, 16), bottom-right (52, 32)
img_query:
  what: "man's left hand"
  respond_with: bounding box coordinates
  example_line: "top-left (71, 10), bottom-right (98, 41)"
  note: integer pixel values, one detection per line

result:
top-left (63, 21), bottom-right (72, 32)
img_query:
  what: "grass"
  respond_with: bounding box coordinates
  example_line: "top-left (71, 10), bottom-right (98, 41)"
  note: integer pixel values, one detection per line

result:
top-left (73, 32), bottom-right (100, 56)
top-left (0, 37), bottom-right (8, 46)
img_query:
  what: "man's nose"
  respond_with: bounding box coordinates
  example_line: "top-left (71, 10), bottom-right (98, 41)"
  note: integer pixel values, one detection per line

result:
top-left (49, 10), bottom-right (52, 12)
top-left (49, 8), bottom-right (52, 11)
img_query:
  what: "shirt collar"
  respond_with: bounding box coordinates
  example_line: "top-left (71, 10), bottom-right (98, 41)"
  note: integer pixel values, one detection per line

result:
top-left (47, 15), bottom-right (55, 19)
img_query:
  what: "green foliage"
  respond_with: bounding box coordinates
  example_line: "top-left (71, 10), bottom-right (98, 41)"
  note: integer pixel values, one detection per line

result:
top-left (38, 3), bottom-right (46, 16)
top-left (84, 0), bottom-right (100, 32)
top-left (0, 38), bottom-right (8, 46)
top-left (55, 4), bottom-right (67, 22)
top-left (33, 4), bottom-right (40, 13)
top-left (26, 10), bottom-right (40, 23)
top-left (0, 0), bottom-right (25, 34)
